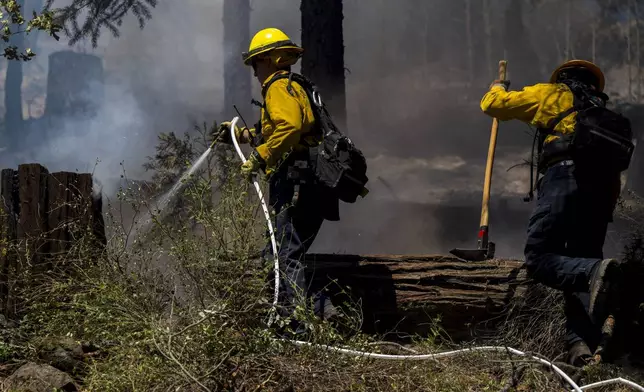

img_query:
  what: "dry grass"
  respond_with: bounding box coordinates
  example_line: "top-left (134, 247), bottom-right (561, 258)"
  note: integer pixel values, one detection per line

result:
top-left (0, 127), bottom-right (643, 391)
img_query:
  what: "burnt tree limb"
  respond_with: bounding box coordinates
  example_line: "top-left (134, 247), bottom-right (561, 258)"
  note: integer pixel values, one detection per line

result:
top-left (0, 164), bottom-right (106, 317)
top-left (305, 254), bottom-right (529, 341)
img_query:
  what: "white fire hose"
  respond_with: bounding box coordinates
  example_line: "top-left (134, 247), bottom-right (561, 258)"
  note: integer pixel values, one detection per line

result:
top-left (227, 117), bottom-right (644, 392)
top-left (229, 117), bottom-right (280, 326)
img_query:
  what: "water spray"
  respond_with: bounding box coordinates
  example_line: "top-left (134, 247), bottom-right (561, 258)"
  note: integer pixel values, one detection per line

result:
top-left (225, 116), bottom-right (644, 391)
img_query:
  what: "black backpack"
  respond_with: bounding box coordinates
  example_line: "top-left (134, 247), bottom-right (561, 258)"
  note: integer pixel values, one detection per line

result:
top-left (261, 72), bottom-right (369, 203)
top-left (543, 85), bottom-right (634, 172)
top-left (525, 85), bottom-right (634, 201)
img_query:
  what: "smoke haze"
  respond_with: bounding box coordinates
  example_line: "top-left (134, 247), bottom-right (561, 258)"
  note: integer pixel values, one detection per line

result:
top-left (0, 0), bottom-right (637, 258)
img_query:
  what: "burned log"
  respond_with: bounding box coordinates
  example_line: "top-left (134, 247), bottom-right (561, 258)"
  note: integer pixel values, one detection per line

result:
top-left (306, 253), bottom-right (644, 362)
top-left (306, 254), bottom-right (527, 341)
top-left (0, 163), bottom-right (106, 317)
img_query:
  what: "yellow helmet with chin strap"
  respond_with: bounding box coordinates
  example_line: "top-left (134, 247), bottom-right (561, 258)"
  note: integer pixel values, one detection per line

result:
top-left (242, 28), bottom-right (304, 67)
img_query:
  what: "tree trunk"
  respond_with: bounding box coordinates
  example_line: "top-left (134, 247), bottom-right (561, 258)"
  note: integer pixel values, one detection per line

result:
top-left (565, 0), bottom-right (572, 60)
top-left (634, 0), bottom-right (641, 102)
top-left (422, 2), bottom-right (432, 81)
top-left (591, 22), bottom-right (597, 64)
top-left (300, 0), bottom-right (347, 132)
top-left (44, 51), bottom-right (104, 120)
top-left (502, 0), bottom-right (540, 84)
top-left (4, 0), bottom-right (26, 150)
top-left (628, 3), bottom-right (633, 102)
top-left (222, 0), bottom-right (251, 120)
top-left (482, 0), bottom-right (493, 79)
top-left (465, 0), bottom-right (474, 86)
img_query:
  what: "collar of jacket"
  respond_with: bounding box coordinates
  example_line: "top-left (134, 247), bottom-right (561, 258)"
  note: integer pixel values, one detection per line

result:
top-left (558, 80), bottom-right (608, 107)
top-left (261, 70), bottom-right (291, 89)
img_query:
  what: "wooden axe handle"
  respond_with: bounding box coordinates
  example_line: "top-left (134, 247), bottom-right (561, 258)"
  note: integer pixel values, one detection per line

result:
top-left (479, 60), bottom-right (508, 230)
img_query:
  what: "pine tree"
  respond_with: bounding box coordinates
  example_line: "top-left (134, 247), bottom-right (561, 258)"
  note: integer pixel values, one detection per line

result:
top-left (44, 0), bottom-right (157, 47)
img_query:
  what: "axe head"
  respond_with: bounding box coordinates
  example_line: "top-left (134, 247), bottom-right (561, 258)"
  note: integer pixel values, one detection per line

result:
top-left (449, 241), bottom-right (496, 262)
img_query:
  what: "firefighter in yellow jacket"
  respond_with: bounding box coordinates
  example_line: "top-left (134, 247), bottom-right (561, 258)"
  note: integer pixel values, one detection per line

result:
top-left (480, 60), bottom-right (625, 366)
top-left (219, 28), bottom-right (339, 335)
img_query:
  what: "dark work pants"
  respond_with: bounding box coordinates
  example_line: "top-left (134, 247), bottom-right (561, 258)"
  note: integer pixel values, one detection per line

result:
top-left (262, 164), bottom-right (325, 320)
top-left (524, 161), bottom-right (621, 350)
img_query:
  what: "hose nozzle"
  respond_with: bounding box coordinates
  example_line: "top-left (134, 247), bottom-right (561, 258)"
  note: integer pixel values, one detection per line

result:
top-left (209, 125), bottom-right (228, 149)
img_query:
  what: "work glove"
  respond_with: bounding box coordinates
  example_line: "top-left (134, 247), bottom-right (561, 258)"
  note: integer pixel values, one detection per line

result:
top-left (240, 151), bottom-right (263, 181)
top-left (217, 121), bottom-right (253, 145)
top-left (489, 79), bottom-right (510, 91)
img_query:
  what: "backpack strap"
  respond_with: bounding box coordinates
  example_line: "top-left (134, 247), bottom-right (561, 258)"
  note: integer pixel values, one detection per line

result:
top-left (260, 72), bottom-right (325, 145)
top-left (525, 88), bottom-right (585, 202)
top-left (539, 106), bottom-right (578, 136)
top-left (261, 72), bottom-right (296, 98)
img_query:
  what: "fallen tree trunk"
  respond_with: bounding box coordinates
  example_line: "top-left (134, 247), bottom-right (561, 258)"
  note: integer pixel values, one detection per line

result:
top-left (306, 253), bottom-right (644, 361)
top-left (305, 254), bottom-right (527, 341)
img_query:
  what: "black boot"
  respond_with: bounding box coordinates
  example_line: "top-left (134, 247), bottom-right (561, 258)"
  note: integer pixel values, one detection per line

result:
top-left (314, 294), bottom-right (339, 321)
top-left (274, 319), bottom-right (308, 340)
top-left (588, 258), bottom-right (624, 319)
top-left (566, 340), bottom-right (593, 367)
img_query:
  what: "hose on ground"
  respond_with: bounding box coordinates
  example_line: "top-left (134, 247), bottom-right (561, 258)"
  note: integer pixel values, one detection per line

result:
top-left (226, 116), bottom-right (644, 392)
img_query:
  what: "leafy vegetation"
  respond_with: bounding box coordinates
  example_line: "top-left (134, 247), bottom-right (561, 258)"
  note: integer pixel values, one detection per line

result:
top-left (0, 0), bottom-right (61, 60)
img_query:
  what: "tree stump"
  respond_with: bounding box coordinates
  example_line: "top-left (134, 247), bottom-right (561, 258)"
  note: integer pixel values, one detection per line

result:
top-left (44, 51), bottom-right (104, 121)
top-left (0, 164), bottom-right (106, 317)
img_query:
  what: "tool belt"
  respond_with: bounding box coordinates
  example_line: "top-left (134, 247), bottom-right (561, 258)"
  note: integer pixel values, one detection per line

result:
top-left (270, 149), bottom-right (315, 207)
top-left (537, 133), bottom-right (574, 173)
top-left (287, 159), bottom-right (312, 206)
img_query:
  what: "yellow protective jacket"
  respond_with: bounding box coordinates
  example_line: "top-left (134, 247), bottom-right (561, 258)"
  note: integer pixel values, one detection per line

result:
top-left (248, 70), bottom-right (319, 172)
top-left (480, 82), bottom-right (577, 146)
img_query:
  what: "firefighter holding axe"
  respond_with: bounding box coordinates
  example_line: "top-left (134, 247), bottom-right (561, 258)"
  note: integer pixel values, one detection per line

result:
top-left (477, 59), bottom-right (634, 367)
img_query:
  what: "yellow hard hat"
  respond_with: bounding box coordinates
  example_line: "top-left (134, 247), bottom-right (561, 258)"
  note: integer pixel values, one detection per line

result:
top-left (242, 28), bottom-right (304, 67)
top-left (550, 59), bottom-right (605, 92)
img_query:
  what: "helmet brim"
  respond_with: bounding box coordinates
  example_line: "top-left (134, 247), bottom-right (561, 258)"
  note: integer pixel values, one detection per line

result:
top-left (242, 43), bottom-right (304, 66)
top-left (550, 60), bottom-right (605, 92)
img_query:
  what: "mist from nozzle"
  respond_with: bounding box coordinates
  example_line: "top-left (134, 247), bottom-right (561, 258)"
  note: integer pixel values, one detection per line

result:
top-left (127, 145), bottom-right (213, 246)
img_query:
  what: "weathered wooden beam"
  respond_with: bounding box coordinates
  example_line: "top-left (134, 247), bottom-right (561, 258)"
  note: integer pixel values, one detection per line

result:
top-left (76, 173), bottom-right (107, 250)
top-left (306, 254), bottom-right (528, 341)
top-left (16, 164), bottom-right (50, 268)
top-left (0, 169), bottom-right (18, 316)
top-left (47, 171), bottom-right (74, 257)
top-left (0, 164), bottom-right (107, 317)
